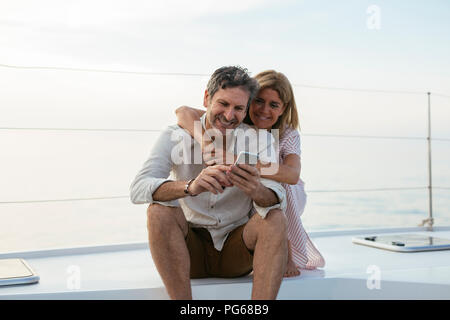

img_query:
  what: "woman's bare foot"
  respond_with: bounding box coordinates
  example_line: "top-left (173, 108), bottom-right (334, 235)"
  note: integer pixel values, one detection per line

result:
top-left (284, 257), bottom-right (301, 278)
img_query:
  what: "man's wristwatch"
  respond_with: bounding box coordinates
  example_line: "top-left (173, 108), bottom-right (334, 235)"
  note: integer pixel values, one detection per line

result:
top-left (184, 179), bottom-right (197, 197)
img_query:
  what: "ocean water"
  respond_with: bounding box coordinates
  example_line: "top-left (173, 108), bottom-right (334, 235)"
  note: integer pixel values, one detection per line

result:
top-left (1, 70), bottom-right (449, 253)
top-left (1, 131), bottom-right (449, 254)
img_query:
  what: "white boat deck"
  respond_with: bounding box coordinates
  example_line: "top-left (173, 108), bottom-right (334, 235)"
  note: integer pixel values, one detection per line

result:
top-left (1, 226), bottom-right (450, 300)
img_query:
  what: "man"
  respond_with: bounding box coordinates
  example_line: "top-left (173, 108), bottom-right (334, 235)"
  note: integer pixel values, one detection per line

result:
top-left (130, 66), bottom-right (288, 299)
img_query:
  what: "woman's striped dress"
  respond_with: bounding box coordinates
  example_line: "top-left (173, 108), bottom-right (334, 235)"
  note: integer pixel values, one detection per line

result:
top-left (279, 126), bottom-right (325, 270)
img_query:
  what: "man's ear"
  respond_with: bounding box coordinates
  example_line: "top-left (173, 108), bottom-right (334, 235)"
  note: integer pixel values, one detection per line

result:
top-left (203, 90), bottom-right (209, 108)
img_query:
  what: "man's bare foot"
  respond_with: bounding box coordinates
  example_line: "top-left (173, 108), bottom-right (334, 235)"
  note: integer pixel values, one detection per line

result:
top-left (284, 258), bottom-right (301, 278)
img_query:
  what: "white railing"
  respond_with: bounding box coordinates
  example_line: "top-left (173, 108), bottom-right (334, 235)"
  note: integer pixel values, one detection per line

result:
top-left (1, 63), bottom-right (449, 231)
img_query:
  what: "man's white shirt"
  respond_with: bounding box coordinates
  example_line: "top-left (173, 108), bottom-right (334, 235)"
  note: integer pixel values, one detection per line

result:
top-left (130, 114), bottom-right (286, 251)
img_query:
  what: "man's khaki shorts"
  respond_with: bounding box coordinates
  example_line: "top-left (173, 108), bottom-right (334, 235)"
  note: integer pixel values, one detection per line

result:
top-left (185, 223), bottom-right (254, 278)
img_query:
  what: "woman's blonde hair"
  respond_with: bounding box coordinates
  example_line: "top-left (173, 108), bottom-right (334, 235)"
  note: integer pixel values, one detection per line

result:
top-left (248, 70), bottom-right (300, 137)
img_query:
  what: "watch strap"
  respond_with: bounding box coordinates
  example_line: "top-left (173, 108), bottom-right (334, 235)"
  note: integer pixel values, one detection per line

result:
top-left (184, 178), bottom-right (197, 197)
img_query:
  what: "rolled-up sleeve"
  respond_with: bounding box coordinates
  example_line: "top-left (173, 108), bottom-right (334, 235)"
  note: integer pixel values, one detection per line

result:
top-left (253, 178), bottom-right (287, 218)
top-left (129, 126), bottom-right (177, 205)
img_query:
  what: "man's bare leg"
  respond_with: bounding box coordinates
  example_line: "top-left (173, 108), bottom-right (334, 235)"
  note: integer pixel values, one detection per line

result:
top-left (147, 203), bottom-right (191, 299)
top-left (243, 209), bottom-right (288, 300)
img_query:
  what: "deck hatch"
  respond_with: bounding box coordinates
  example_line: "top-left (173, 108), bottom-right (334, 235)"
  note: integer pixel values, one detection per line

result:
top-left (352, 234), bottom-right (450, 252)
top-left (0, 259), bottom-right (40, 286)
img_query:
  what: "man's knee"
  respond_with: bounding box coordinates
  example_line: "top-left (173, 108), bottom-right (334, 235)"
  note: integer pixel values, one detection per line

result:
top-left (146, 203), bottom-right (187, 236)
top-left (243, 209), bottom-right (287, 251)
top-left (147, 204), bottom-right (176, 230)
top-left (264, 209), bottom-right (288, 235)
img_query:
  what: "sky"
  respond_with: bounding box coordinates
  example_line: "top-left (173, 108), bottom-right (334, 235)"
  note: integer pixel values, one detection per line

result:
top-left (1, 0), bottom-right (450, 136)
top-left (1, 0), bottom-right (450, 86)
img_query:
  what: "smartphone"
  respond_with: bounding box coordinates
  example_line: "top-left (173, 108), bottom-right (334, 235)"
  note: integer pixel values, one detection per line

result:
top-left (234, 151), bottom-right (259, 166)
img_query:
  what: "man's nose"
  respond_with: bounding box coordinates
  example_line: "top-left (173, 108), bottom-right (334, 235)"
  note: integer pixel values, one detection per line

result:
top-left (223, 108), bottom-right (235, 121)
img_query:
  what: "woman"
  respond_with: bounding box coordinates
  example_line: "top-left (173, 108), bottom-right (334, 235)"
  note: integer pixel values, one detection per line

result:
top-left (176, 70), bottom-right (325, 277)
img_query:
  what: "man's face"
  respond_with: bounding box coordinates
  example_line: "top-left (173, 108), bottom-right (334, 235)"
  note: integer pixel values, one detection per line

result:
top-left (203, 86), bottom-right (249, 135)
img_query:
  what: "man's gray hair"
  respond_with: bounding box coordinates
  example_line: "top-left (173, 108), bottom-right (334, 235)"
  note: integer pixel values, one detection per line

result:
top-left (206, 66), bottom-right (260, 109)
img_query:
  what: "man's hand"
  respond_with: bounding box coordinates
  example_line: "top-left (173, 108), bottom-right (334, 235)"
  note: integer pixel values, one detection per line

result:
top-left (226, 164), bottom-right (262, 199)
top-left (227, 164), bottom-right (280, 207)
top-left (202, 142), bottom-right (236, 166)
top-left (189, 164), bottom-right (233, 195)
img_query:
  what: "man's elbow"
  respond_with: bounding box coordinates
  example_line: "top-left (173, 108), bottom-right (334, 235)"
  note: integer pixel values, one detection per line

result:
top-left (129, 190), bottom-right (138, 204)
top-left (129, 182), bottom-right (142, 204)
top-left (130, 193), bottom-right (139, 204)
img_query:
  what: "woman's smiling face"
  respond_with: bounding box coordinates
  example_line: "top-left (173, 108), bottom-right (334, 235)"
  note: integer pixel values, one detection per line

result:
top-left (249, 88), bottom-right (286, 130)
